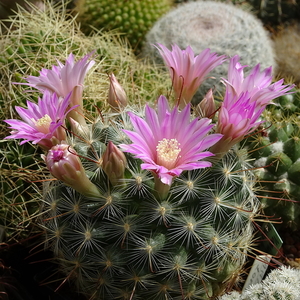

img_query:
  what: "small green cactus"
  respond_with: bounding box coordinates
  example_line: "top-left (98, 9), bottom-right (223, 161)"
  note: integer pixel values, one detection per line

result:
top-left (244, 91), bottom-right (300, 230)
top-left (142, 1), bottom-right (275, 100)
top-left (73, 0), bottom-right (173, 52)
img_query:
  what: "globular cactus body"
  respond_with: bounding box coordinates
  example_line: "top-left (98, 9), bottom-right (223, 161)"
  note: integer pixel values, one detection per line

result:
top-left (40, 113), bottom-right (259, 299)
top-left (73, 0), bottom-right (172, 51)
top-left (273, 25), bottom-right (300, 85)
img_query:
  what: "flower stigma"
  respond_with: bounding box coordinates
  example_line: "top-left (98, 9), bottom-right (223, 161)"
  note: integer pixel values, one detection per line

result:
top-left (156, 138), bottom-right (181, 169)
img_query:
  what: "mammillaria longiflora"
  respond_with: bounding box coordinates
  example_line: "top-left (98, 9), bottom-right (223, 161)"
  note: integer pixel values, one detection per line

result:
top-left (4, 46), bottom-right (295, 299)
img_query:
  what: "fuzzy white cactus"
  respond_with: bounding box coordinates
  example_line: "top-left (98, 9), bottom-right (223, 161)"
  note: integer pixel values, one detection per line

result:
top-left (218, 266), bottom-right (300, 300)
top-left (143, 1), bottom-right (276, 101)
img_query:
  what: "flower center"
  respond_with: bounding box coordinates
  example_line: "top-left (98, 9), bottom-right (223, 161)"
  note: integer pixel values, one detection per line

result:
top-left (52, 150), bottom-right (64, 162)
top-left (156, 138), bottom-right (181, 169)
top-left (33, 114), bottom-right (52, 134)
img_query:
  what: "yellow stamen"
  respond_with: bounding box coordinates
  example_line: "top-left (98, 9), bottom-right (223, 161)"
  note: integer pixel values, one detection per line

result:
top-left (156, 138), bottom-right (181, 169)
top-left (33, 114), bottom-right (52, 134)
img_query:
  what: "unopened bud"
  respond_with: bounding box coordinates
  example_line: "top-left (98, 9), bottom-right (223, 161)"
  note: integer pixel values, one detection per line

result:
top-left (102, 141), bottom-right (127, 185)
top-left (196, 89), bottom-right (216, 118)
top-left (108, 74), bottom-right (127, 111)
top-left (44, 143), bottom-right (101, 198)
top-left (67, 85), bottom-right (87, 127)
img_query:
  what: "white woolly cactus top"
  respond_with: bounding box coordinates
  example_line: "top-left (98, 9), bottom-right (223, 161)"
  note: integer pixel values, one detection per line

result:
top-left (143, 0), bottom-right (276, 99)
top-left (218, 266), bottom-right (300, 300)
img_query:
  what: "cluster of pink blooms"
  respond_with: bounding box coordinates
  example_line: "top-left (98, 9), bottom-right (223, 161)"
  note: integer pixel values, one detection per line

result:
top-left (4, 44), bottom-right (295, 197)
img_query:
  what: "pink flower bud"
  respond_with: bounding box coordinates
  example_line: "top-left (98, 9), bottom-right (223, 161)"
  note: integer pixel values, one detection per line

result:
top-left (44, 144), bottom-right (101, 198)
top-left (102, 141), bottom-right (127, 186)
top-left (196, 89), bottom-right (216, 118)
top-left (67, 85), bottom-right (87, 127)
top-left (108, 74), bottom-right (127, 111)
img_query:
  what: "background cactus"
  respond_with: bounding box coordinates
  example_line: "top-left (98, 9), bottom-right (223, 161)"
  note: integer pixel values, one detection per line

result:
top-left (0, 139), bottom-right (47, 243)
top-left (72, 0), bottom-right (173, 52)
top-left (218, 266), bottom-right (300, 299)
top-left (142, 1), bottom-right (276, 101)
top-left (273, 24), bottom-right (300, 84)
top-left (244, 90), bottom-right (300, 230)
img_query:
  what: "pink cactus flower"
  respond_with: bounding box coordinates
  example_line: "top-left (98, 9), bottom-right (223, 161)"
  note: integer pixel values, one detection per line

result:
top-left (19, 52), bottom-right (95, 125)
top-left (216, 91), bottom-right (264, 146)
top-left (155, 43), bottom-right (226, 109)
top-left (210, 55), bottom-right (295, 156)
top-left (22, 52), bottom-right (95, 98)
top-left (120, 95), bottom-right (223, 186)
top-left (4, 91), bottom-right (77, 149)
top-left (222, 55), bottom-right (295, 109)
top-left (44, 143), bottom-right (101, 198)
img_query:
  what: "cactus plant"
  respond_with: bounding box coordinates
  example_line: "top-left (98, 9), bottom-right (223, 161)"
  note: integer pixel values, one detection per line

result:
top-left (38, 123), bottom-right (261, 299)
top-left (0, 139), bottom-right (46, 243)
top-left (218, 266), bottom-right (300, 299)
top-left (72, 0), bottom-right (173, 52)
top-left (244, 90), bottom-right (300, 230)
top-left (142, 1), bottom-right (276, 101)
top-left (4, 40), bottom-right (295, 299)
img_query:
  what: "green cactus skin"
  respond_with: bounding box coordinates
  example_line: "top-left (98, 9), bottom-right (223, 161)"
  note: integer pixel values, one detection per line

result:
top-left (73, 0), bottom-right (172, 52)
top-left (39, 106), bottom-right (262, 299)
top-left (0, 139), bottom-right (46, 243)
top-left (142, 1), bottom-right (275, 101)
top-left (244, 92), bottom-right (300, 230)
